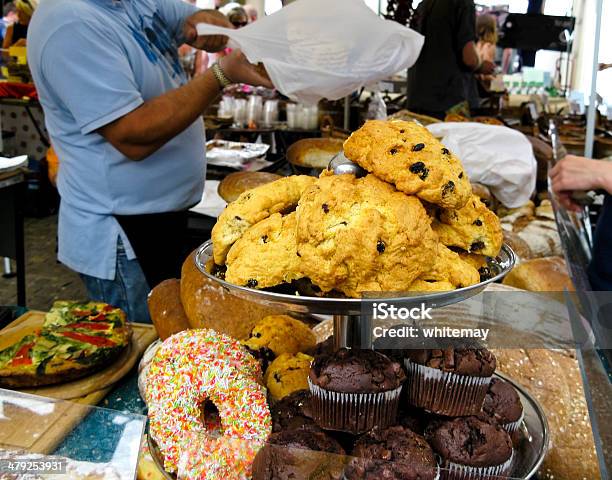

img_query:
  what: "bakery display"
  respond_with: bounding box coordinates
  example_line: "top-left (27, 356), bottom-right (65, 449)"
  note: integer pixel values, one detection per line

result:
top-left (404, 348), bottom-right (496, 416)
top-left (286, 137), bottom-right (345, 170)
top-left (0, 301), bottom-right (131, 388)
top-left (218, 171), bottom-right (283, 203)
top-left (207, 120), bottom-right (506, 298)
top-left (308, 348), bottom-right (406, 434)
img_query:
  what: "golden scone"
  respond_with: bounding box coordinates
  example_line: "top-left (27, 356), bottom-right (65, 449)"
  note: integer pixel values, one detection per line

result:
top-left (343, 120), bottom-right (472, 209)
top-left (211, 175), bottom-right (316, 265)
top-left (265, 352), bottom-right (313, 401)
top-left (225, 212), bottom-right (303, 289)
top-left (419, 245), bottom-right (480, 288)
top-left (296, 173), bottom-right (438, 297)
top-left (432, 194), bottom-right (503, 257)
top-left (243, 315), bottom-right (317, 357)
top-left (457, 251), bottom-right (489, 271)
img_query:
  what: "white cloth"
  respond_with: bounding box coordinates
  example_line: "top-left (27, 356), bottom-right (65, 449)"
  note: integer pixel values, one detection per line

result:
top-left (427, 123), bottom-right (537, 208)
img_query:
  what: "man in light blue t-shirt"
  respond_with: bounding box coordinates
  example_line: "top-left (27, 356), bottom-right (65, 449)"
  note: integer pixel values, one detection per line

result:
top-left (27, 0), bottom-right (271, 322)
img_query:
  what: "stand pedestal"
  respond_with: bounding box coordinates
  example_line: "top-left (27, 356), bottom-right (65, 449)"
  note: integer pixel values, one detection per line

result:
top-left (333, 314), bottom-right (372, 349)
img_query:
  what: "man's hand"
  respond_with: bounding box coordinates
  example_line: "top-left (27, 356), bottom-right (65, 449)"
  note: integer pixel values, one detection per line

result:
top-left (550, 155), bottom-right (612, 211)
top-left (477, 60), bottom-right (496, 75)
top-left (219, 50), bottom-right (274, 89)
top-left (183, 10), bottom-right (231, 52)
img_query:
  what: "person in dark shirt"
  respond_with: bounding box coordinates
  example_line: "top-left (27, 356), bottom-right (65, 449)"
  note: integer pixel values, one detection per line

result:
top-left (407, 0), bottom-right (495, 119)
top-left (550, 154), bottom-right (612, 290)
top-left (2, 0), bottom-right (34, 48)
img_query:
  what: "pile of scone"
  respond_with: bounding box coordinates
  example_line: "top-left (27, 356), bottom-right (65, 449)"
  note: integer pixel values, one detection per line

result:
top-left (211, 120), bottom-right (503, 298)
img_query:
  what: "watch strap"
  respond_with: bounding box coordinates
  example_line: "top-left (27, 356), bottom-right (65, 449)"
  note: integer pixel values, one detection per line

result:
top-left (212, 62), bottom-right (232, 89)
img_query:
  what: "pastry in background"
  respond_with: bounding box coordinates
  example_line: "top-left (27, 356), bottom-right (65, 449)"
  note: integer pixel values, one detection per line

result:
top-left (503, 257), bottom-right (574, 292)
top-left (211, 175), bottom-right (316, 264)
top-left (147, 279), bottom-right (190, 340)
top-left (296, 173), bottom-right (438, 297)
top-left (343, 120), bottom-right (472, 209)
top-left (286, 138), bottom-right (345, 170)
top-left (432, 195), bottom-right (503, 257)
top-left (218, 172), bottom-right (282, 203)
top-left (265, 352), bottom-right (314, 401)
top-left (180, 251), bottom-right (284, 341)
top-left (502, 230), bottom-right (533, 261)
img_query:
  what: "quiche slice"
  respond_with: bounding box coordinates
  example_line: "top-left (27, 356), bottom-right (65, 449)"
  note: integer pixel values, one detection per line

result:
top-left (0, 301), bottom-right (131, 388)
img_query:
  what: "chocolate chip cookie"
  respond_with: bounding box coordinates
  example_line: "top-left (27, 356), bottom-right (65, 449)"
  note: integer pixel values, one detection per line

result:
top-left (343, 120), bottom-right (472, 209)
top-left (212, 175), bottom-right (316, 265)
top-left (296, 173), bottom-right (437, 297)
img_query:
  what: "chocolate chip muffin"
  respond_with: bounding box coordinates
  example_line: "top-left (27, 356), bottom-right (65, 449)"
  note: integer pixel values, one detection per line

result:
top-left (404, 348), bottom-right (496, 416)
top-left (425, 416), bottom-right (514, 479)
top-left (243, 315), bottom-right (317, 358)
top-left (296, 172), bottom-right (438, 297)
top-left (345, 426), bottom-right (438, 480)
top-left (482, 378), bottom-right (524, 433)
top-left (309, 348), bottom-right (406, 433)
top-left (432, 195), bottom-right (503, 257)
top-left (343, 120), bottom-right (472, 209)
top-left (252, 428), bottom-right (346, 480)
top-left (271, 389), bottom-right (316, 432)
top-left (265, 352), bottom-right (313, 401)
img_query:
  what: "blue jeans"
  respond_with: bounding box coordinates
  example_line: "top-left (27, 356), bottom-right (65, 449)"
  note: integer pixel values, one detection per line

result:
top-left (79, 240), bottom-right (151, 323)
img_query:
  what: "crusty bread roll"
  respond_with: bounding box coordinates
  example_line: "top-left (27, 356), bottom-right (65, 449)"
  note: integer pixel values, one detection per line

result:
top-left (217, 172), bottom-right (282, 203)
top-left (180, 251), bottom-right (284, 340)
top-left (286, 138), bottom-right (344, 169)
top-left (147, 279), bottom-right (191, 340)
top-left (493, 349), bottom-right (601, 480)
top-left (503, 257), bottom-right (574, 291)
top-left (502, 230), bottom-right (533, 261)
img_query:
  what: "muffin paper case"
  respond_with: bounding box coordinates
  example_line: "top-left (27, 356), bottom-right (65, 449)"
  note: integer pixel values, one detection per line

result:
top-left (440, 450), bottom-right (514, 480)
top-left (195, 0), bottom-right (424, 104)
top-left (404, 360), bottom-right (492, 417)
top-left (308, 378), bottom-right (403, 434)
top-left (501, 410), bottom-right (524, 434)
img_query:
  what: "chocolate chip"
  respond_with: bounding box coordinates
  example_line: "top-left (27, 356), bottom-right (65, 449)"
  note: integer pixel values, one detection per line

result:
top-left (389, 148), bottom-right (399, 155)
top-left (409, 161), bottom-right (429, 180)
top-left (253, 332), bottom-right (262, 338)
top-left (322, 203), bottom-right (329, 213)
top-left (273, 372), bottom-right (282, 383)
top-left (473, 219), bottom-right (483, 226)
top-left (470, 241), bottom-right (485, 252)
top-left (377, 240), bottom-right (386, 253)
top-left (234, 215), bottom-right (242, 221)
top-left (459, 172), bottom-right (464, 179)
top-left (261, 235), bottom-right (269, 243)
top-left (296, 251), bottom-right (301, 257)
top-left (246, 279), bottom-right (259, 288)
top-left (412, 143), bottom-right (425, 152)
top-left (479, 266), bottom-right (492, 280)
top-left (399, 129), bottom-right (405, 133)
top-left (441, 147), bottom-right (450, 155)
top-left (442, 180), bottom-right (455, 196)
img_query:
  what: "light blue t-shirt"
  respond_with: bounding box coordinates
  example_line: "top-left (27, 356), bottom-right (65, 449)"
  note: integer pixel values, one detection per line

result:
top-left (28, 0), bottom-right (205, 280)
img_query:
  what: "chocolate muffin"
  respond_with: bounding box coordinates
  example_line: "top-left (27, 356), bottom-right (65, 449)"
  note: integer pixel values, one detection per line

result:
top-left (404, 348), bottom-right (496, 416)
top-left (308, 348), bottom-right (406, 433)
top-left (252, 428), bottom-right (346, 480)
top-left (271, 389), bottom-right (316, 432)
top-left (425, 416), bottom-right (513, 479)
top-left (482, 378), bottom-right (523, 433)
top-left (345, 426), bottom-right (438, 480)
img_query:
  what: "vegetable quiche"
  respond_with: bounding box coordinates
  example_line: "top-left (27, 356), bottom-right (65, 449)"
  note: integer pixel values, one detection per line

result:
top-left (0, 301), bottom-right (131, 388)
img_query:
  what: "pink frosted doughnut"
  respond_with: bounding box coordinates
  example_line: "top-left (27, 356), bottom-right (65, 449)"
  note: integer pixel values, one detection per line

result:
top-left (146, 329), bottom-right (271, 476)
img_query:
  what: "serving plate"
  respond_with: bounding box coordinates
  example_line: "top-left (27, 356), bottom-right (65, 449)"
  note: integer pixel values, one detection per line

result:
top-left (147, 370), bottom-right (548, 480)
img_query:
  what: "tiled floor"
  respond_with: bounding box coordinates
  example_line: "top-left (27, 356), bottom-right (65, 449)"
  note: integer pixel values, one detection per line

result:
top-left (0, 214), bottom-right (86, 310)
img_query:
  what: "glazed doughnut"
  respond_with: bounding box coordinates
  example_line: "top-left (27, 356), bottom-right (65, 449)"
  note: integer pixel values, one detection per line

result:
top-left (146, 329), bottom-right (272, 476)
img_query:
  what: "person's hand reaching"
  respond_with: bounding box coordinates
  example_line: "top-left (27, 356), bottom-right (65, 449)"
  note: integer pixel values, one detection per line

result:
top-left (184, 10), bottom-right (232, 52)
top-left (219, 50), bottom-right (274, 89)
top-left (478, 60), bottom-right (496, 75)
top-left (550, 155), bottom-right (612, 211)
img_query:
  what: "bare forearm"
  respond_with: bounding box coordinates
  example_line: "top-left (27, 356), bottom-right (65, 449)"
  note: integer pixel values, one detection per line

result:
top-left (99, 69), bottom-right (220, 160)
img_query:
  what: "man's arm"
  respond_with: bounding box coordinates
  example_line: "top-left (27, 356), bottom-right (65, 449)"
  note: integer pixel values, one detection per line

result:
top-left (98, 50), bottom-right (272, 161)
top-left (462, 41), bottom-right (496, 74)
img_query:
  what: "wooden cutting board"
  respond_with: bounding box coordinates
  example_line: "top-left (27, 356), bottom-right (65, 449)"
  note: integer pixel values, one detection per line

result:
top-left (0, 311), bottom-right (157, 454)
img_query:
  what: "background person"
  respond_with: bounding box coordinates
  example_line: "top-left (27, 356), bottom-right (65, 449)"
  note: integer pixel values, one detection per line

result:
top-left (3, 0), bottom-right (35, 48)
top-left (1, 3), bottom-right (17, 42)
top-left (28, 0), bottom-right (272, 322)
top-left (550, 155), bottom-right (612, 290)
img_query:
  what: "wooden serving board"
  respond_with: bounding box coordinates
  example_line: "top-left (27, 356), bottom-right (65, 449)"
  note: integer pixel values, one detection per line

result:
top-left (0, 311), bottom-right (157, 455)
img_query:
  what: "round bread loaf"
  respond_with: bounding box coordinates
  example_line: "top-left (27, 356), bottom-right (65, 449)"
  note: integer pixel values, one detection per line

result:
top-left (180, 251), bottom-right (284, 340)
top-left (217, 172), bottom-right (282, 203)
top-left (286, 138), bottom-right (344, 169)
top-left (147, 279), bottom-right (191, 340)
top-left (503, 257), bottom-right (575, 292)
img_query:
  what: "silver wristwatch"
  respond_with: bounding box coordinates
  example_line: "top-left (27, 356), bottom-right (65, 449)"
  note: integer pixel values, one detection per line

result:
top-left (211, 62), bottom-right (232, 89)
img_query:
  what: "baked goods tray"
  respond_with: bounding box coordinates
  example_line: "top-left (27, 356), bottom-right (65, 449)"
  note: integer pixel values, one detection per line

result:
top-left (194, 240), bottom-right (516, 316)
top-left (147, 370), bottom-right (548, 480)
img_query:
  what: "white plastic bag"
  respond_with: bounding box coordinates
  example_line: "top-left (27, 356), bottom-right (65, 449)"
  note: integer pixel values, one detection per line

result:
top-left (426, 123), bottom-right (537, 208)
top-left (197, 0), bottom-right (424, 104)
